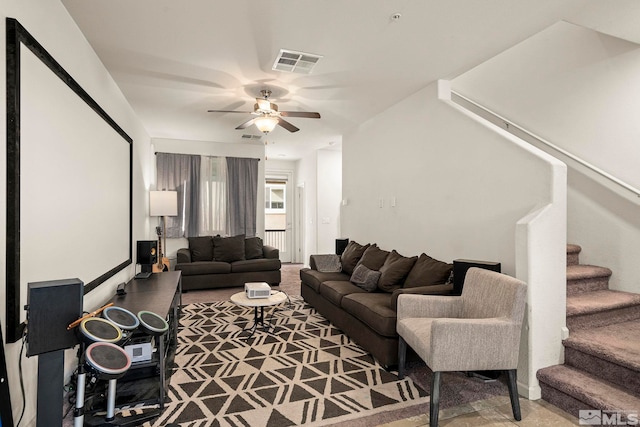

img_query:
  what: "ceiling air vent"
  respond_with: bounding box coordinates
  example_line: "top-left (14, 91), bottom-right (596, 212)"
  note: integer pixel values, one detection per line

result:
top-left (272, 49), bottom-right (322, 74)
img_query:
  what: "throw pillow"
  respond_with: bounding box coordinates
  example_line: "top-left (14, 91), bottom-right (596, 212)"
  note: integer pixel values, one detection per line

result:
top-left (213, 234), bottom-right (246, 263)
top-left (378, 250), bottom-right (418, 292)
top-left (350, 263), bottom-right (381, 292)
top-left (188, 236), bottom-right (214, 261)
top-left (403, 253), bottom-right (453, 288)
top-left (356, 244), bottom-right (390, 271)
top-left (244, 236), bottom-right (264, 260)
top-left (340, 241), bottom-right (370, 275)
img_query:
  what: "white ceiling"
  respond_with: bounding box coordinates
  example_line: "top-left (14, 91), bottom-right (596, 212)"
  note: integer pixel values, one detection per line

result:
top-left (61, 0), bottom-right (640, 160)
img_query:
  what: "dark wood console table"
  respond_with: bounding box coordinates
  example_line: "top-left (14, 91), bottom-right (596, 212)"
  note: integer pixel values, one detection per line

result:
top-left (112, 271), bottom-right (181, 409)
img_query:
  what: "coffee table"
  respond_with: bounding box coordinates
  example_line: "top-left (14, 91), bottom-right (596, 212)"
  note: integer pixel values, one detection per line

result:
top-left (230, 290), bottom-right (287, 339)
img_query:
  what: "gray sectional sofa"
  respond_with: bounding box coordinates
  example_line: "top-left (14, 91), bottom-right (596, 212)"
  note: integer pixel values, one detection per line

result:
top-left (300, 241), bottom-right (453, 367)
top-left (176, 235), bottom-right (281, 291)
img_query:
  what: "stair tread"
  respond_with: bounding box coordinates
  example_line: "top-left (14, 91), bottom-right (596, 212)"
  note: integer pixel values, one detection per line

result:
top-left (538, 365), bottom-right (640, 409)
top-left (567, 264), bottom-right (612, 280)
top-left (564, 320), bottom-right (640, 371)
top-left (567, 290), bottom-right (640, 316)
top-left (566, 244), bottom-right (581, 254)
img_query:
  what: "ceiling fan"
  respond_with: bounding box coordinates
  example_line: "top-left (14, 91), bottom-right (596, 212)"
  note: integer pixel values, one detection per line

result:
top-left (207, 89), bottom-right (320, 134)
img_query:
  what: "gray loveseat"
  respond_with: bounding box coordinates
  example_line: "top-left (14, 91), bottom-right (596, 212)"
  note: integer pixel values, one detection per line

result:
top-left (176, 235), bottom-right (281, 291)
top-left (300, 241), bottom-right (453, 367)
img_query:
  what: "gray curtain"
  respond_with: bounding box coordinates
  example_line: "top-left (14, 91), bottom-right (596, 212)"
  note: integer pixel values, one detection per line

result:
top-left (156, 153), bottom-right (201, 238)
top-left (226, 157), bottom-right (259, 237)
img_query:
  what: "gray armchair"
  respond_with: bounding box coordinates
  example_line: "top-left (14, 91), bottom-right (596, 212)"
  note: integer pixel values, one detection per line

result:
top-left (396, 267), bottom-right (527, 427)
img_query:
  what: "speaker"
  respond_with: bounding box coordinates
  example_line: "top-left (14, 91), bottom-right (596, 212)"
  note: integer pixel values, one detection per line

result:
top-left (452, 259), bottom-right (501, 296)
top-left (137, 240), bottom-right (157, 267)
top-left (335, 238), bottom-right (349, 256)
top-left (26, 278), bottom-right (83, 357)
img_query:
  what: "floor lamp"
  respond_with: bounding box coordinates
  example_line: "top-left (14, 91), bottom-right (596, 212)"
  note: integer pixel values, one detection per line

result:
top-left (149, 191), bottom-right (178, 271)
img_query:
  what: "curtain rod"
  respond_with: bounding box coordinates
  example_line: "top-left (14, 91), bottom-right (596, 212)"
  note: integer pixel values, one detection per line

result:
top-left (154, 152), bottom-right (260, 161)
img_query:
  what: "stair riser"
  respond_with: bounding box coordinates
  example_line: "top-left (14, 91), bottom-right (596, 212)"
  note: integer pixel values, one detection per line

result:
top-left (565, 347), bottom-right (640, 396)
top-left (567, 306), bottom-right (640, 331)
top-left (539, 382), bottom-right (590, 419)
top-left (540, 383), bottom-right (637, 424)
top-left (567, 277), bottom-right (610, 296)
top-left (567, 253), bottom-right (580, 267)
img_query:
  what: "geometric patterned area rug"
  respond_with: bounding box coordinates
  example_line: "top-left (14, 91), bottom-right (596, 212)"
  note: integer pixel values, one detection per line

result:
top-left (142, 295), bottom-right (429, 426)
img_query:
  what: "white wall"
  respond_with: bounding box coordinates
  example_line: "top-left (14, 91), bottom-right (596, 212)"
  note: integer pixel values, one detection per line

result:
top-left (342, 82), bottom-right (557, 273)
top-left (294, 149), bottom-right (342, 265)
top-left (1, 1), bottom-right (153, 424)
top-left (296, 152), bottom-right (318, 265)
top-left (316, 150), bottom-right (342, 254)
top-left (342, 80), bottom-right (566, 398)
top-left (452, 21), bottom-right (640, 292)
top-left (152, 137), bottom-right (266, 259)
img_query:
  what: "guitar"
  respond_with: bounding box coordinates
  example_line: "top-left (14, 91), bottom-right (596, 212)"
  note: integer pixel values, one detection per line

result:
top-left (153, 225), bottom-right (170, 272)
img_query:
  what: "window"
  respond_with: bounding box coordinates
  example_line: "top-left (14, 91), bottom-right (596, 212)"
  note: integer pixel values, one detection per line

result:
top-left (265, 183), bottom-right (286, 213)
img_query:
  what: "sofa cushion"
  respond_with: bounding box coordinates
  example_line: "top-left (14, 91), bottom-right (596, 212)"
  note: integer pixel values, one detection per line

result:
top-left (350, 264), bottom-right (381, 292)
top-left (244, 236), bottom-right (264, 260)
top-left (188, 236), bottom-right (214, 262)
top-left (357, 244), bottom-right (390, 271)
top-left (231, 258), bottom-right (281, 273)
top-left (310, 254), bottom-right (342, 272)
top-left (341, 293), bottom-right (397, 337)
top-left (378, 250), bottom-right (417, 293)
top-left (319, 280), bottom-right (367, 307)
top-left (300, 268), bottom-right (351, 293)
top-left (175, 261), bottom-right (231, 276)
top-left (340, 241), bottom-right (370, 275)
top-left (213, 234), bottom-right (246, 263)
top-left (404, 253), bottom-right (453, 288)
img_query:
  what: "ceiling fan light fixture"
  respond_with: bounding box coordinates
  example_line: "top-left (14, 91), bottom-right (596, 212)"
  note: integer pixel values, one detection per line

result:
top-left (255, 116), bottom-right (278, 133)
top-left (256, 99), bottom-right (271, 111)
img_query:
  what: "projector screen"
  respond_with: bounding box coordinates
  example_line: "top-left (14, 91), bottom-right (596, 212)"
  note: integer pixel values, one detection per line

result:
top-left (5, 19), bottom-right (133, 343)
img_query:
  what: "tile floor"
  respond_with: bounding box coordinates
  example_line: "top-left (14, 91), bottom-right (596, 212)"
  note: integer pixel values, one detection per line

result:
top-left (383, 395), bottom-right (578, 426)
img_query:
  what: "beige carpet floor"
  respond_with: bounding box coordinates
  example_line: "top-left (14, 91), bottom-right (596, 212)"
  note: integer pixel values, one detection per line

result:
top-left (64, 264), bottom-right (509, 426)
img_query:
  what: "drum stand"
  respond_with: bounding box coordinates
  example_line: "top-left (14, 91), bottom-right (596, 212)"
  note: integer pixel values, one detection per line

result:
top-left (73, 343), bottom-right (87, 427)
top-left (74, 343), bottom-right (160, 427)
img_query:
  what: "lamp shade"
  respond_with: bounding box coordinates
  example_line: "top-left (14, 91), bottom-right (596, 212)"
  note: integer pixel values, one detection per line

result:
top-left (149, 191), bottom-right (178, 216)
top-left (255, 116), bottom-right (278, 133)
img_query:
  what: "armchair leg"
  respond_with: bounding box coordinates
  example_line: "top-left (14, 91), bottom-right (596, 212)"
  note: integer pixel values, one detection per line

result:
top-left (398, 337), bottom-right (407, 379)
top-left (506, 369), bottom-right (521, 421)
top-left (430, 371), bottom-right (441, 427)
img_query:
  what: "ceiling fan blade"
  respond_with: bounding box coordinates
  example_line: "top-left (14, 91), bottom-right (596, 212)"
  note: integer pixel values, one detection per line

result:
top-left (277, 118), bottom-right (300, 133)
top-left (208, 109), bottom-right (252, 113)
top-left (236, 118), bottom-right (258, 130)
top-left (280, 111), bottom-right (321, 119)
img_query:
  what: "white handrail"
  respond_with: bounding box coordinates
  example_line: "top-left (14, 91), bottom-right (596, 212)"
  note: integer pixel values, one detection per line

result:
top-left (451, 90), bottom-right (640, 198)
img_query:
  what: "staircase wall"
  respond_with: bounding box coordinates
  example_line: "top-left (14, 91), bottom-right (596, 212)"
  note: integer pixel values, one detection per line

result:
top-left (568, 176), bottom-right (640, 294)
top-left (452, 21), bottom-right (640, 294)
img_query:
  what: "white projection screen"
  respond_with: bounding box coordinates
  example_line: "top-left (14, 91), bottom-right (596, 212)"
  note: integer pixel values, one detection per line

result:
top-left (5, 19), bottom-right (132, 343)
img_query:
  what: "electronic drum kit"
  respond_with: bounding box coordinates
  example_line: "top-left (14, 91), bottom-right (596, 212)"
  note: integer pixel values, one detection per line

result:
top-left (69, 304), bottom-right (169, 427)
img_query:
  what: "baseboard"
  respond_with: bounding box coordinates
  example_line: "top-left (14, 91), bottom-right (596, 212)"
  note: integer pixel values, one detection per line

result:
top-left (518, 379), bottom-right (542, 400)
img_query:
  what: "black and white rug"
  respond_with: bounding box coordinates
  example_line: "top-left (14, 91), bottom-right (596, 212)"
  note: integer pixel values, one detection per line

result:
top-left (144, 296), bottom-right (428, 426)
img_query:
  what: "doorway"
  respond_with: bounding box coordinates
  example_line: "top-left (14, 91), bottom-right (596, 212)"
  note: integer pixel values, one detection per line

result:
top-left (264, 170), bottom-right (293, 263)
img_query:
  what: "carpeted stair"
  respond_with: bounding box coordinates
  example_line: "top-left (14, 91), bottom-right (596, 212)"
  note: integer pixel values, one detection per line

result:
top-left (537, 244), bottom-right (640, 420)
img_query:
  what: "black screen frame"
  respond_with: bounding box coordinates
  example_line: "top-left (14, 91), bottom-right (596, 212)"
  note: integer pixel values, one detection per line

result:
top-left (5, 18), bottom-right (133, 343)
